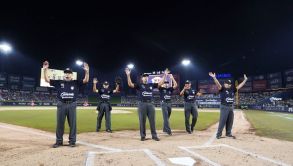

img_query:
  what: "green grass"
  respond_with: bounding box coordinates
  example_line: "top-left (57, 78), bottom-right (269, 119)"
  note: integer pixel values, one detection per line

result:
top-left (0, 107), bottom-right (219, 133)
top-left (244, 110), bottom-right (293, 142)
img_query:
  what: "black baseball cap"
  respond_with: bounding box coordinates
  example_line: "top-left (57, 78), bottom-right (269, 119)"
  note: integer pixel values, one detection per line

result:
top-left (141, 73), bottom-right (149, 77)
top-left (224, 80), bottom-right (232, 85)
top-left (64, 68), bottom-right (73, 74)
top-left (185, 80), bottom-right (191, 84)
top-left (103, 81), bottom-right (109, 85)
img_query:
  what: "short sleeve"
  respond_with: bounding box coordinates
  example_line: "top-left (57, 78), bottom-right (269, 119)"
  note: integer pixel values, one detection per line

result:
top-left (133, 83), bottom-right (140, 90)
top-left (50, 80), bottom-right (60, 88)
top-left (219, 86), bottom-right (224, 92)
top-left (76, 80), bottom-right (84, 87)
top-left (183, 90), bottom-right (188, 97)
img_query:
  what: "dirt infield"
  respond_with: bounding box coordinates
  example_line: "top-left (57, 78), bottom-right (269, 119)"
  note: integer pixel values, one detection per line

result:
top-left (0, 110), bottom-right (292, 166)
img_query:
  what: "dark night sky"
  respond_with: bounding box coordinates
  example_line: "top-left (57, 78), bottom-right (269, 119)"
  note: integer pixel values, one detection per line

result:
top-left (0, 1), bottom-right (293, 82)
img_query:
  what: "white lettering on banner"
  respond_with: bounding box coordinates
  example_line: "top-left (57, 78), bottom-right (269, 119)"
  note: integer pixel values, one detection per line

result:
top-left (142, 91), bottom-right (152, 97)
top-left (269, 97), bottom-right (282, 102)
top-left (101, 94), bottom-right (110, 99)
top-left (289, 107), bottom-right (293, 113)
top-left (226, 97), bottom-right (234, 103)
top-left (60, 92), bottom-right (74, 99)
top-left (164, 95), bottom-right (171, 100)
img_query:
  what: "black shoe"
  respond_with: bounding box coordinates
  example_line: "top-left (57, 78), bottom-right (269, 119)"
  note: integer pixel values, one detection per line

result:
top-left (141, 137), bottom-right (146, 141)
top-left (106, 129), bottom-right (112, 133)
top-left (52, 143), bottom-right (63, 148)
top-left (96, 129), bottom-right (100, 132)
top-left (187, 131), bottom-right (192, 134)
top-left (152, 137), bottom-right (160, 141)
top-left (216, 135), bottom-right (221, 139)
top-left (167, 132), bottom-right (172, 136)
top-left (226, 134), bottom-right (236, 139)
top-left (69, 142), bottom-right (76, 147)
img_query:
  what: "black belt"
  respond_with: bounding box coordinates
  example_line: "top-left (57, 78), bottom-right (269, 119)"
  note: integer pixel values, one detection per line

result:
top-left (61, 100), bottom-right (75, 104)
top-left (141, 100), bottom-right (152, 103)
top-left (221, 103), bottom-right (233, 107)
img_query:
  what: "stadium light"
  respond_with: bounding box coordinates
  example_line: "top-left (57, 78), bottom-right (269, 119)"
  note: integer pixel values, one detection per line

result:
top-left (75, 60), bottom-right (83, 66)
top-left (0, 42), bottom-right (13, 54)
top-left (181, 59), bottom-right (191, 66)
top-left (127, 63), bottom-right (134, 69)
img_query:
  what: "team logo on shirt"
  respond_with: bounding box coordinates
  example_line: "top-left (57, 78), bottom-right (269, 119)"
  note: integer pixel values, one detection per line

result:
top-left (226, 97), bottom-right (234, 103)
top-left (60, 92), bottom-right (74, 99)
top-left (188, 95), bottom-right (195, 99)
top-left (142, 91), bottom-right (152, 97)
top-left (101, 94), bottom-right (110, 99)
top-left (164, 95), bottom-right (171, 100)
top-left (71, 86), bottom-right (74, 90)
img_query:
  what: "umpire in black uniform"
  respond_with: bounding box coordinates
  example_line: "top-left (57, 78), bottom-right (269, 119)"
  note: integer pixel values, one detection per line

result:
top-left (159, 73), bottom-right (178, 135)
top-left (180, 80), bottom-right (201, 134)
top-left (43, 61), bottom-right (89, 148)
top-left (93, 78), bottom-right (120, 133)
top-left (209, 72), bottom-right (247, 139)
top-left (125, 68), bottom-right (167, 141)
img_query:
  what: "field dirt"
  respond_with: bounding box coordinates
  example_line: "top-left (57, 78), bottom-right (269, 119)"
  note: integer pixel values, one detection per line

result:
top-left (0, 108), bottom-right (292, 166)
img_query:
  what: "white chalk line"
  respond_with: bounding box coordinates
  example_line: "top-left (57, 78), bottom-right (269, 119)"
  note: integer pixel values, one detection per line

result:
top-left (0, 123), bottom-right (165, 166)
top-left (183, 144), bottom-right (291, 166)
top-left (85, 149), bottom-right (165, 166)
top-left (203, 131), bottom-right (217, 146)
top-left (0, 123), bottom-right (121, 151)
top-left (269, 114), bottom-right (293, 120)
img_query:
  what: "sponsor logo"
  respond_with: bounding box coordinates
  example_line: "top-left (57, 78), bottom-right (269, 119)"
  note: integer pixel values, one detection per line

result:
top-left (142, 91), bottom-right (152, 97)
top-left (60, 92), bottom-right (74, 99)
top-left (269, 97), bottom-right (282, 102)
top-left (187, 95), bottom-right (195, 100)
top-left (225, 97), bottom-right (234, 103)
top-left (101, 94), bottom-right (110, 99)
top-left (164, 95), bottom-right (171, 100)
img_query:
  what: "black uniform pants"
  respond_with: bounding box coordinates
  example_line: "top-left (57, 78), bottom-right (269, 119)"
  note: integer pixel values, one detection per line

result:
top-left (96, 103), bottom-right (111, 131)
top-left (161, 101), bottom-right (172, 133)
top-left (56, 101), bottom-right (77, 144)
top-left (138, 102), bottom-right (158, 138)
top-left (184, 102), bottom-right (198, 132)
top-left (216, 104), bottom-right (234, 137)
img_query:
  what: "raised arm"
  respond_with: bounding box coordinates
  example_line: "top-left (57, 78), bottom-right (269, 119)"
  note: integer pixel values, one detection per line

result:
top-left (209, 72), bottom-right (222, 90)
top-left (158, 68), bottom-right (170, 87)
top-left (113, 83), bottom-right (120, 93)
top-left (236, 74), bottom-right (248, 90)
top-left (93, 78), bottom-right (98, 93)
top-left (125, 68), bottom-right (135, 88)
top-left (43, 61), bottom-right (50, 83)
top-left (83, 63), bottom-right (90, 84)
top-left (180, 84), bottom-right (187, 96)
top-left (170, 74), bottom-right (178, 89)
